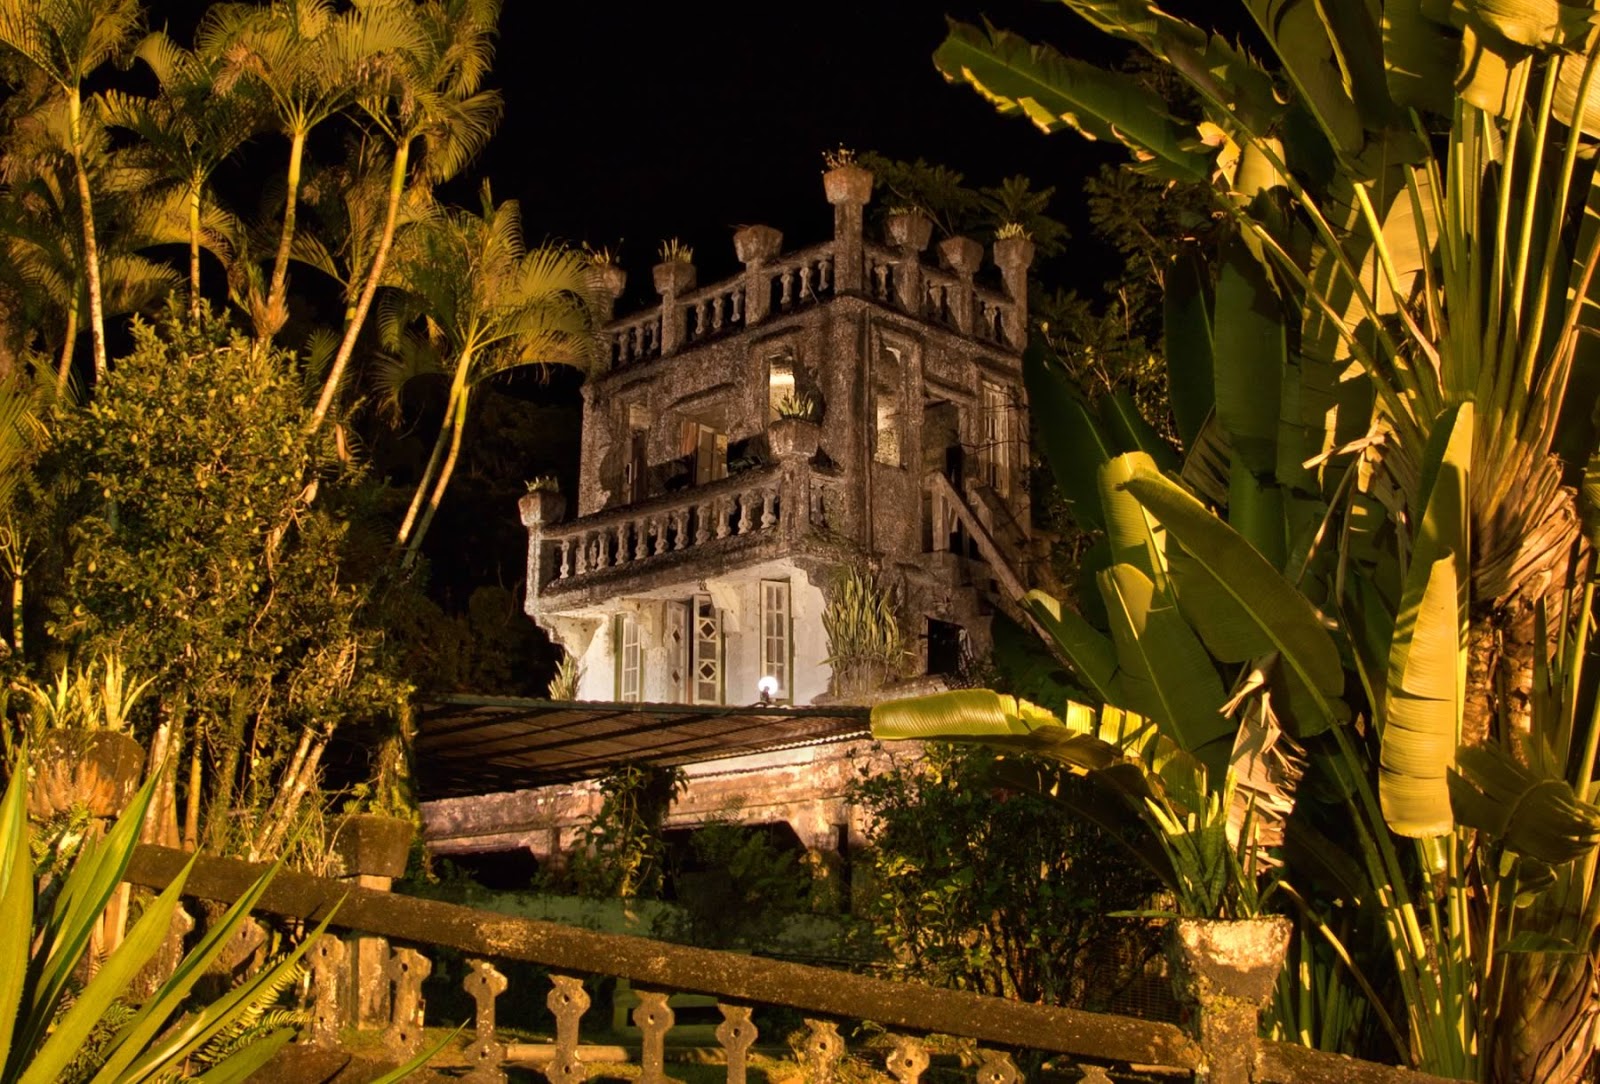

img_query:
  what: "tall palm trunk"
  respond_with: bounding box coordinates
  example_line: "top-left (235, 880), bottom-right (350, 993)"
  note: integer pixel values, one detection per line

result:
top-left (187, 180), bottom-right (202, 323)
top-left (55, 302), bottom-right (78, 395)
top-left (403, 381), bottom-right (471, 568)
top-left (261, 128), bottom-right (307, 340)
top-left (394, 377), bottom-right (462, 547)
top-left (308, 138), bottom-right (411, 433)
top-left (67, 88), bottom-right (106, 382)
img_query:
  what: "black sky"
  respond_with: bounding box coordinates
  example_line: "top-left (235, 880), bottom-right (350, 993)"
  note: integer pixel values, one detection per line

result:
top-left (459, 1), bottom-right (1127, 300)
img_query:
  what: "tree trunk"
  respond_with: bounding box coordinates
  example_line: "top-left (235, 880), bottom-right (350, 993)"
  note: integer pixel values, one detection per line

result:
top-left (1494, 951), bottom-right (1597, 1084)
top-left (260, 128), bottom-right (307, 342)
top-left (188, 181), bottom-right (202, 323)
top-left (308, 138), bottom-right (411, 434)
top-left (395, 376), bottom-right (463, 548)
top-left (54, 297), bottom-right (78, 397)
top-left (403, 382), bottom-right (471, 568)
top-left (68, 89), bottom-right (107, 384)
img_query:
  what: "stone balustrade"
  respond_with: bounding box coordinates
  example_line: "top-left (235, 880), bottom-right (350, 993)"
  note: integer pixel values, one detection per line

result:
top-left (538, 465), bottom-right (789, 592)
top-left (608, 307), bottom-right (663, 368)
top-left (124, 845), bottom-right (1467, 1084)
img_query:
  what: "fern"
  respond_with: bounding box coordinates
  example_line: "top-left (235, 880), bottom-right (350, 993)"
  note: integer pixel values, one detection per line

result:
top-left (182, 959), bottom-right (309, 1074)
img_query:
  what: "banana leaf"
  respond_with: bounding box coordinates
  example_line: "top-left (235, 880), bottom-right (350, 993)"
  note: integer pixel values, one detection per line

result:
top-left (1212, 237), bottom-right (1287, 476)
top-left (1164, 245), bottom-right (1215, 450)
top-left (1450, 744), bottom-right (1600, 864)
top-left (1024, 337), bottom-right (1110, 531)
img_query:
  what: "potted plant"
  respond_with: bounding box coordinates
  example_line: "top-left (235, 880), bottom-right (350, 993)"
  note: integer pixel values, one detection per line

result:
top-left (585, 243), bottom-right (627, 301)
top-left (652, 238), bottom-right (696, 295)
top-left (823, 564), bottom-right (910, 699)
top-left (768, 392), bottom-right (822, 459)
top-left (821, 146), bottom-right (873, 205)
top-left (330, 729), bottom-right (417, 880)
top-left (883, 206), bottom-right (934, 252)
top-left (15, 656), bottom-right (149, 821)
top-left (992, 222), bottom-right (1036, 275)
top-left (519, 475), bottom-right (565, 528)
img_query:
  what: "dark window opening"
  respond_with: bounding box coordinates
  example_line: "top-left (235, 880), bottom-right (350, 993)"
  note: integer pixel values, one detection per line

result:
top-left (927, 618), bottom-right (965, 677)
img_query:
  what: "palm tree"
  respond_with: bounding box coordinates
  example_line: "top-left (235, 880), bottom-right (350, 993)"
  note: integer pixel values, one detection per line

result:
top-left (306, 0), bottom-right (504, 434)
top-left (381, 184), bottom-right (602, 566)
top-left (102, 31), bottom-right (260, 322)
top-left (0, 0), bottom-right (141, 383)
top-left (201, 0), bottom-right (418, 342)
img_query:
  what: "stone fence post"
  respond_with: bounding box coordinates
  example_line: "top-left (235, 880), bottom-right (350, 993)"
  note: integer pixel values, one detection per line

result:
top-left (653, 259), bottom-right (696, 356)
top-left (734, 225), bottom-right (783, 326)
top-left (1169, 916), bottom-right (1292, 1083)
top-left (329, 813), bottom-right (415, 1029)
top-left (823, 164), bottom-right (873, 294)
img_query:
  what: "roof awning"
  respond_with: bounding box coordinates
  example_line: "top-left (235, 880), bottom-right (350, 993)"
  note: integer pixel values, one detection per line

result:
top-left (415, 696), bottom-right (872, 799)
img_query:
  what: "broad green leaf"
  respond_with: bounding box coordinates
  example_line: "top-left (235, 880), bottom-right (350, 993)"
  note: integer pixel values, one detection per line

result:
top-left (1025, 590), bottom-right (1122, 705)
top-left (1120, 467), bottom-right (1345, 699)
top-left (1452, 744), bottom-right (1600, 863)
top-left (1100, 452), bottom-right (1166, 586)
top-left (1164, 246), bottom-right (1214, 450)
top-left (1227, 451), bottom-right (1287, 569)
top-left (1212, 237), bottom-right (1286, 475)
top-left (1385, 0), bottom-right (1459, 112)
top-left (1241, 0), bottom-right (1364, 157)
top-left (1101, 388), bottom-right (1179, 472)
top-left (1098, 562), bottom-right (1233, 758)
top-left (1023, 338), bottom-right (1109, 531)
top-left (1382, 553), bottom-right (1461, 837)
top-left (934, 19), bottom-right (1213, 182)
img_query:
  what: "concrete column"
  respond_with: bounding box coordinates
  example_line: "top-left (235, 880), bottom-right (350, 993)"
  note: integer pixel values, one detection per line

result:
top-left (823, 165), bottom-right (873, 294)
top-left (653, 260), bottom-right (696, 356)
top-left (992, 236), bottom-right (1036, 350)
top-left (938, 236), bottom-right (983, 335)
top-left (734, 225), bottom-right (783, 326)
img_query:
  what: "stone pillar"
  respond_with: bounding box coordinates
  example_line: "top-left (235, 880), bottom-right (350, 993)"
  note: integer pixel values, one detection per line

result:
top-left (653, 260), bottom-right (696, 356)
top-left (823, 164), bottom-right (873, 294)
top-left (1169, 916), bottom-right (1291, 1083)
top-left (992, 236), bottom-right (1035, 350)
top-left (886, 212), bottom-right (933, 314)
top-left (520, 489), bottom-right (566, 600)
top-left (937, 236), bottom-right (983, 335)
top-left (330, 814), bottom-right (414, 1030)
top-left (735, 225), bottom-right (783, 326)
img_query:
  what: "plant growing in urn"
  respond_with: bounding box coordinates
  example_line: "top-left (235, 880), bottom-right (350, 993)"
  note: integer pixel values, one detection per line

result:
top-left (768, 392), bottom-right (822, 459)
top-left (8, 656), bottom-right (150, 821)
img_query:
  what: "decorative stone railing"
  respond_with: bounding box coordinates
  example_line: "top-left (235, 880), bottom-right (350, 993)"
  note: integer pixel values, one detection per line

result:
top-left (122, 845), bottom-right (1464, 1084)
top-left (865, 243), bottom-right (1018, 348)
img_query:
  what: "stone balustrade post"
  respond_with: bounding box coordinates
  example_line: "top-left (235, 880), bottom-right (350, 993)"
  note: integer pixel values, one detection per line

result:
top-left (823, 164), bottom-right (873, 294)
top-left (734, 225), bottom-right (783, 326)
top-left (653, 259), bottom-right (696, 356)
top-left (596, 264), bottom-right (626, 324)
top-left (1169, 916), bottom-right (1291, 1084)
top-left (520, 489), bottom-right (567, 601)
top-left (938, 236), bottom-right (983, 335)
top-left (992, 235), bottom-right (1036, 350)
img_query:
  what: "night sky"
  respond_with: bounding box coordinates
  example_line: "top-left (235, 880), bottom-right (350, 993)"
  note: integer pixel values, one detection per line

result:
top-left (459, 1), bottom-right (1129, 301)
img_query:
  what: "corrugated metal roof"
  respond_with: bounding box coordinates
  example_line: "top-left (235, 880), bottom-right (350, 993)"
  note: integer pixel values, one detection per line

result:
top-left (415, 696), bottom-right (871, 798)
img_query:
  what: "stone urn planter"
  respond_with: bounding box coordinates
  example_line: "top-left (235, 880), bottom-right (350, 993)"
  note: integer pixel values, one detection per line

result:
top-left (884, 211), bottom-right (934, 252)
top-left (938, 235), bottom-right (984, 276)
top-left (330, 813), bottom-right (415, 880)
top-left (652, 260), bottom-right (696, 295)
top-left (768, 417), bottom-right (820, 460)
top-left (598, 264), bottom-right (627, 300)
top-left (29, 729), bottom-right (146, 819)
top-left (1168, 915), bottom-right (1292, 1080)
top-left (519, 488), bottom-right (566, 529)
top-left (733, 225), bottom-right (783, 266)
top-left (992, 234), bottom-right (1037, 274)
top-left (822, 163), bottom-right (873, 205)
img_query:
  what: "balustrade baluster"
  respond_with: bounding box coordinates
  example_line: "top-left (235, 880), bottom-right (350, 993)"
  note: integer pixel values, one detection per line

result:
top-left (873, 263), bottom-right (889, 298)
top-left (819, 255), bottom-right (833, 291)
top-left (761, 487), bottom-right (777, 529)
top-left (885, 1035), bottom-right (930, 1084)
top-left (712, 295), bottom-right (725, 330)
top-left (801, 1019), bottom-right (844, 1084)
top-left (595, 529), bottom-right (610, 569)
top-left (673, 509), bottom-right (689, 550)
top-left (633, 517), bottom-right (650, 561)
top-left (615, 523), bottom-right (630, 563)
top-left (736, 492), bottom-right (754, 534)
top-left (975, 1049), bottom-right (1020, 1084)
top-left (574, 536), bottom-right (589, 576)
top-left (463, 958), bottom-right (509, 1083)
top-left (558, 539), bottom-right (571, 579)
top-left (652, 515), bottom-right (668, 556)
top-left (694, 299), bottom-right (709, 338)
top-left (799, 263), bottom-right (814, 299)
top-left (383, 946), bottom-right (431, 1058)
top-left (731, 291), bottom-right (744, 323)
top-left (308, 934), bottom-right (345, 1046)
top-left (544, 975), bottom-right (590, 1084)
top-left (780, 268), bottom-right (795, 307)
top-left (715, 497), bottom-right (732, 539)
top-left (696, 501), bottom-right (713, 545)
top-left (632, 989), bottom-right (675, 1084)
top-left (715, 1003), bottom-right (758, 1084)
